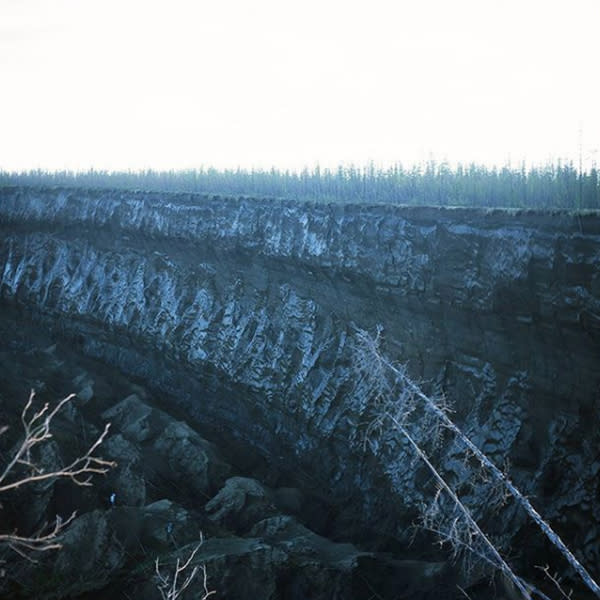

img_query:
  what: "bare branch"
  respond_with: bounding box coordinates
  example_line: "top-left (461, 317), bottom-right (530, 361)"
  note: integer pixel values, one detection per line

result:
top-left (0, 391), bottom-right (115, 493)
top-left (0, 390), bottom-right (114, 557)
top-left (0, 513), bottom-right (77, 560)
top-left (155, 534), bottom-right (215, 600)
top-left (536, 565), bottom-right (574, 600)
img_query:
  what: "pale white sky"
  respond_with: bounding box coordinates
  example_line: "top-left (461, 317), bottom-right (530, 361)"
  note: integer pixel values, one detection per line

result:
top-left (1, 0), bottom-right (598, 172)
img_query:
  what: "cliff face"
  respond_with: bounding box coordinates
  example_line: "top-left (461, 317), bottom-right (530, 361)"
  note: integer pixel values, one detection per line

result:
top-left (1, 187), bottom-right (599, 563)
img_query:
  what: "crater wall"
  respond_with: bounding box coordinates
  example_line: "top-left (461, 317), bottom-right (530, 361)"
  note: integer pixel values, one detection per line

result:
top-left (1, 186), bottom-right (599, 560)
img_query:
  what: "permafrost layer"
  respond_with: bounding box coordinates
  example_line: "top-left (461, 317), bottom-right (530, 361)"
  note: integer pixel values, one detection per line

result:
top-left (1, 186), bottom-right (600, 559)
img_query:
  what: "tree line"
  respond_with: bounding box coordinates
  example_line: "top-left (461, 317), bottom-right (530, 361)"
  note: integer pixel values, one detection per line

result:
top-left (1, 161), bottom-right (599, 209)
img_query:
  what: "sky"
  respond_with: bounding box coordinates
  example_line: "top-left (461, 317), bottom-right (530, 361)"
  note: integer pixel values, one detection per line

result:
top-left (1, 0), bottom-right (599, 172)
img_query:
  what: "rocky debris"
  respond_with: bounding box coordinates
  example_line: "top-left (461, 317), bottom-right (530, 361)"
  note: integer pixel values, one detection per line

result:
top-left (249, 514), bottom-right (367, 569)
top-left (75, 383), bottom-right (94, 404)
top-left (0, 336), bottom-right (395, 599)
top-left (103, 434), bottom-right (146, 507)
top-left (205, 477), bottom-right (308, 535)
top-left (102, 394), bottom-right (232, 502)
top-left (206, 476), bottom-right (278, 531)
top-left (6, 501), bottom-right (202, 599)
top-left (101, 394), bottom-right (153, 443)
top-left (49, 510), bottom-right (127, 597)
top-left (129, 514), bottom-right (372, 600)
top-left (140, 499), bottom-right (198, 546)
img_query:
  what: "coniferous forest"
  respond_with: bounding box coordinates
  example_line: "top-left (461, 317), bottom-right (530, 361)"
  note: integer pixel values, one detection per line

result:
top-left (1, 161), bottom-right (599, 209)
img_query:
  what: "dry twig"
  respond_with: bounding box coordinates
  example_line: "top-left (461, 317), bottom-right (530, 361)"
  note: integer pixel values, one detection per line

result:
top-left (0, 390), bottom-right (114, 556)
top-left (155, 534), bottom-right (215, 600)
